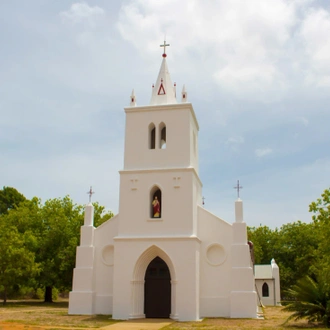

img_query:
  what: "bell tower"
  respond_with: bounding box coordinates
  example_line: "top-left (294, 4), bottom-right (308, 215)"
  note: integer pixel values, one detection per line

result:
top-left (117, 42), bottom-right (202, 237)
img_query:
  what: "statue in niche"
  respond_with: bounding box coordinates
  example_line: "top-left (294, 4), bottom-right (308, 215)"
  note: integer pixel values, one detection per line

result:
top-left (152, 196), bottom-right (160, 218)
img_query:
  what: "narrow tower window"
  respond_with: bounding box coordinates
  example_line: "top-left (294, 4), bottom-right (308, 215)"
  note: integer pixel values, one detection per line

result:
top-left (150, 186), bottom-right (162, 218)
top-left (149, 123), bottom-right (156, 149)
top-left (262, 283), bottom-right (269, 297)
top-left (159, 122), bottom-right (166, 149)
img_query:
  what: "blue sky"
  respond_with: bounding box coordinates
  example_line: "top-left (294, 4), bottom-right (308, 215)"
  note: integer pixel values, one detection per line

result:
top-left (1, 0), bottom-right (330, 228)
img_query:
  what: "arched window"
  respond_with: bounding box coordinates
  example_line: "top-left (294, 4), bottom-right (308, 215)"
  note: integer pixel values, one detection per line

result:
top-left (159, 122), bottom-right (166, 149)
top-left (150, 186), bottom-right (162, 218)
top-left (149, 123), bottom-right (155, 149)
top-left (262, 282), bottom-right (269, 297)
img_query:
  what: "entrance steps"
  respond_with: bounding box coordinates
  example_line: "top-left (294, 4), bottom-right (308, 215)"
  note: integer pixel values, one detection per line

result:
top-left (101, 318), bottom-right (172, 330)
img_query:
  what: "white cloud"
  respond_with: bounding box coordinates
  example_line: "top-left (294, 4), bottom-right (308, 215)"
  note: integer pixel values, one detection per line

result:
top-left (60, 2), bottom-right (105, 25)
top-left (255, 148), bottom-right (273, 157)
top-left (225, 135), bottom-right (245, 152)
top-left (116, 0), bottom-right (298, 100)
top-left (226, 136), bottom-right (244, 144)
top-left (117, 0), bottom-right (330, 100)
top-left (299, 7), bottom-right (330, 87)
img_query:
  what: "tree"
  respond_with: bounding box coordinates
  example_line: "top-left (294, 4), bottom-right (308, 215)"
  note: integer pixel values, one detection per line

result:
top-left (36, 196), bottom-right (84, 302)
top-left (247, 225), bottom-right (278, 264)
top-left (309, 188), bottom-right (330, 276)
top-left (276, 221), bottom-right (318, 294)
top-left (0, 190), bottom-right (114, 303)
top-left (283, 273), bottom-right (330, 327)
top-left (0, 221), bottom-right (39, 304)
top-left (248, 222), bottom-right (320, 294)
top-left (0, 186), bottom-right (26, 215)
top-left (93, 202), bottom-right (114, 227)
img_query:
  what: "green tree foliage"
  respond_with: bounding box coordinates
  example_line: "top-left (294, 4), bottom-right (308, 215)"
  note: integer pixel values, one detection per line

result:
top-left (309, 188), bottom-right (330, 275)
top-left (0, 188), bottom-right (114, 303)
top-left (283, 272), bottom-right (330, 327)
top-left (248, 187), bottom-right (330, 299)
top-left (36, 196), bottom-right (84, 302)
top-left (248, 222), bottom-right (319, 294)
top-left (276, 222), bottom-right (318, 293)
top-left (93, 202), bottom-right (114, 227)
top-left (0, 221), bottom-right (39, 304)
top-left (247, 226), bottom-right (278, 264)
top-left (0, 186), bottom-right (26, 215)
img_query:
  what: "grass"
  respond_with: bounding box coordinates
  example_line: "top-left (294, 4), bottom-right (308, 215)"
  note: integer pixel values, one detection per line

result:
top-left (161, 307), bottom-right (328, 329)
top-left (0, 301), bottom-right (328, 329)
top-left (0, 299), bottom-right (119, 329)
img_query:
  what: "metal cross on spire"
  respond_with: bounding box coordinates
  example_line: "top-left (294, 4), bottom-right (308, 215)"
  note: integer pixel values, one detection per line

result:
top-left (234, 180), bottom-right (243, 198)
top-left (160, 40), bottom-right (170, 57)
top-left (87, 186), bottom-right (95, 203)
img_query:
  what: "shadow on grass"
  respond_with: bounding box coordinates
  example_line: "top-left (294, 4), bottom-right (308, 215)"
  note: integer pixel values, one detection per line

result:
top-left (81, 315), bottom-right (121, 323)
top-left (2, 300), bottom-right (69, 309)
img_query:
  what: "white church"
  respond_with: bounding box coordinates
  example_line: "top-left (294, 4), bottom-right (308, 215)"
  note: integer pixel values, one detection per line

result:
top-left (68, 44), bottom-right (280, 321)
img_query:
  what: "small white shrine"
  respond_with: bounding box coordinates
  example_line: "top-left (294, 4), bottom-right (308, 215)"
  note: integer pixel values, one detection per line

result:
top-left (68, 43), bottom-right (259, 321)
top-left (254, 259), bottom-right (281, 306)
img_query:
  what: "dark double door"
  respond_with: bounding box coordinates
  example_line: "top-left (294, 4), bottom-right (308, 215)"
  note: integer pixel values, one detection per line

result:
top-left (144, 257), bottom-right (171, 318)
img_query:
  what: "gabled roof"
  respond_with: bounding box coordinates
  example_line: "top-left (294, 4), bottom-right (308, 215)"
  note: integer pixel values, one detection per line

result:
top-left (254, 265), bottom-right (273, 279)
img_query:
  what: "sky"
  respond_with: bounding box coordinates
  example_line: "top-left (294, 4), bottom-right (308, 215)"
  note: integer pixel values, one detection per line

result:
top-left (1, 0), bottom-right (330, 228)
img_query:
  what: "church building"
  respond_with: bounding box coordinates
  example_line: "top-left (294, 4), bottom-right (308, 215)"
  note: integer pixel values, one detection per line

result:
top-left (68, 43), bottom-right (259, 321)
top-left (254, 259), bottom-right (281, 306)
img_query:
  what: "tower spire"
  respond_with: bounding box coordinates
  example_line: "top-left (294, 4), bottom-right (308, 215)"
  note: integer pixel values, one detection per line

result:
top-left (150, 40), bottom-right (177, 105)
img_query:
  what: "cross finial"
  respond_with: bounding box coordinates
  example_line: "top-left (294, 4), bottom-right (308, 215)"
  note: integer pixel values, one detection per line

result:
top-left (160, 40), bottom-right (170, 58)
top-left (87, 186), bottom-right (95, 203)
top-left (234, 180), bottom-right (243, 198)
top-left (202, 196), bottom-right (205, 206)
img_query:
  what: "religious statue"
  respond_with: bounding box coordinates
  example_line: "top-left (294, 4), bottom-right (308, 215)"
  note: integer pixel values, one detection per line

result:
top-left (152, 196), bottom-right (160, 218)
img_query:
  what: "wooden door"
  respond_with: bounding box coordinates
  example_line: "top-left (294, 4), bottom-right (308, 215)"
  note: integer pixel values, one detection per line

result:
top-left (144, 257), bottom-right (171, 318)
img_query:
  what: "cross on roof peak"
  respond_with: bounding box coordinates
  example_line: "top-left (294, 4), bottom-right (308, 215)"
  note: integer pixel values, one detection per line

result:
top-left (160, 40), bottom-right (170, 58)
top-left (87, 186), bottom-right (95, 203)
top-left (234, 180), bottom-right (243, 198)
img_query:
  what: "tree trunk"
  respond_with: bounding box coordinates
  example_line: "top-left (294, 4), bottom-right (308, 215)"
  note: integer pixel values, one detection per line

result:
top-left (3, 287), bottom-right (7, 305)
top-left (44, 286), bottom-right (53, 303)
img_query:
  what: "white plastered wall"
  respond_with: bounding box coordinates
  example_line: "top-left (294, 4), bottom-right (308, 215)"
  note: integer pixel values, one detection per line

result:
top-left (69, 204), bottom-right (96, 315)
top-left (230, 200), bottom-right (257, 318)
top-left (272, 259), bottom-right (281, 305)
top-left (255, 279), bottom-right (275, 306)
top-left (92, 215), bottom-right (119, 314)
top-left (112, 238), bottom-right (201, 321)
top-left (117, 169), bottom-right (201, 237)
top-left (198, 206), bottom-right (233, 317)
top-left (123, 103), bottom-right (199, 172)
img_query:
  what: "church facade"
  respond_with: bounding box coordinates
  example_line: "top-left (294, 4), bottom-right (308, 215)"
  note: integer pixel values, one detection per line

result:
top-left (68, 48), bottom-right (259, 321)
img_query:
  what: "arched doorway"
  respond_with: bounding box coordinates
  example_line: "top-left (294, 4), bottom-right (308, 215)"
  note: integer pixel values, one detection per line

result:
top-left (144, 257), bottom-right (171, 318)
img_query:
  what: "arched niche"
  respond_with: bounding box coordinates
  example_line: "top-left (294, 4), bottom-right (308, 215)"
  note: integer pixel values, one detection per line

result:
top-left (148, 123), bottom-right (155, 149)
top-left (159, 122), bottom-right (166, 149)
top-left (150, 186), bottom-right (162, 218)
